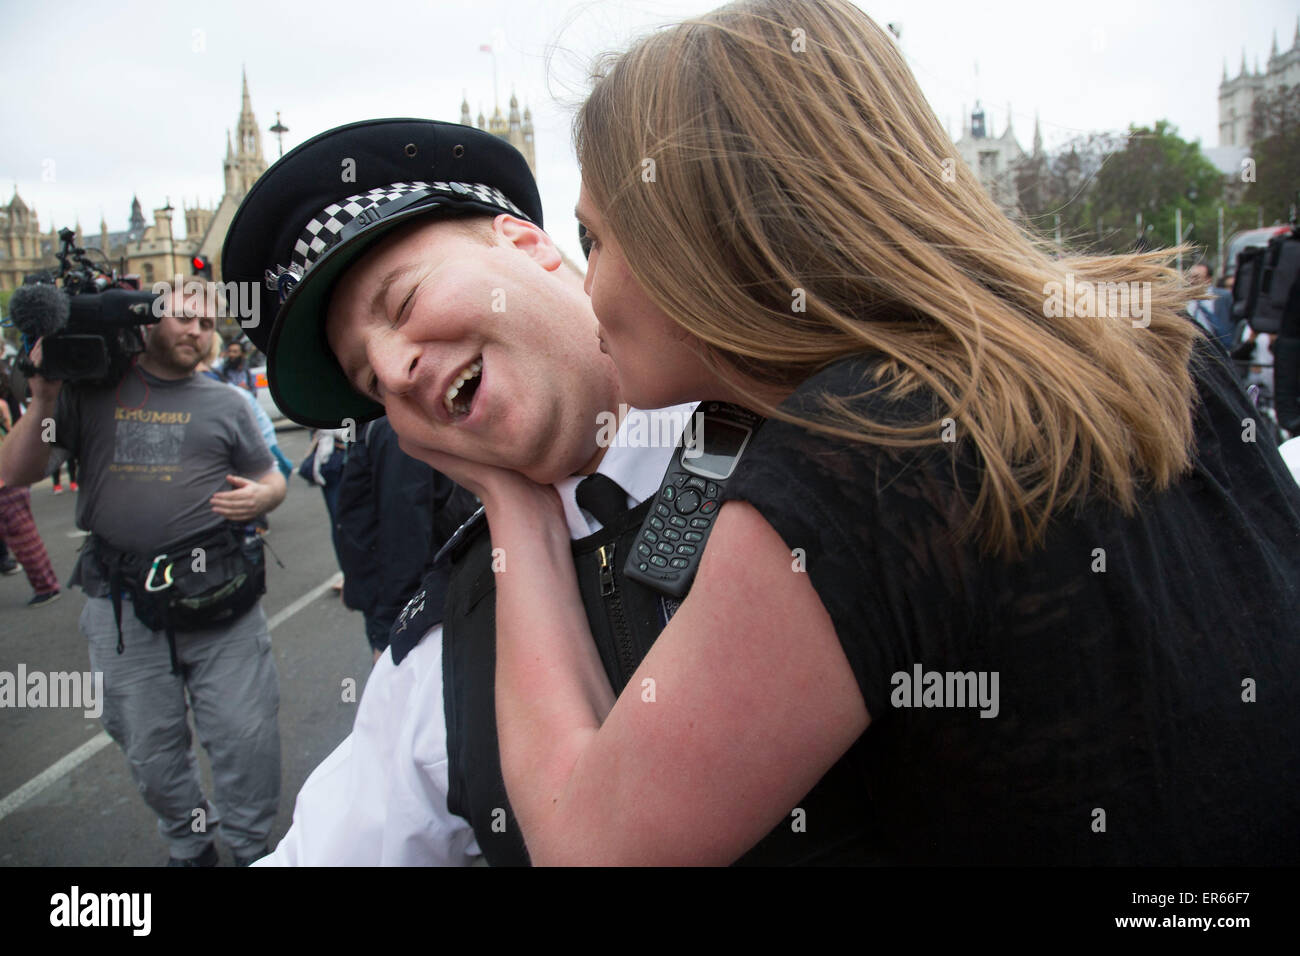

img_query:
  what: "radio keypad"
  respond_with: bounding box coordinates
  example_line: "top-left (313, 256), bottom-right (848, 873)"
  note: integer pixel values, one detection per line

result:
top-left (631, 470), bottom-right (725, 590)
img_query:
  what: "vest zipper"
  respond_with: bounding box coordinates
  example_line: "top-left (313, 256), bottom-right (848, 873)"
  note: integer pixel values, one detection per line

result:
top-left (598, 542), bottom-right (636, 681)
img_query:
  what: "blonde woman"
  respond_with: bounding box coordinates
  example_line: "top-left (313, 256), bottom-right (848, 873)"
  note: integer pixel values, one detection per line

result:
top-left (427, 0), bottom-right (1300, 864)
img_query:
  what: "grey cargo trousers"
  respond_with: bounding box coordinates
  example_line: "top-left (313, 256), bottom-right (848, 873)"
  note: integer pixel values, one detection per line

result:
top-left (82, 595), bottom-right (281, 860)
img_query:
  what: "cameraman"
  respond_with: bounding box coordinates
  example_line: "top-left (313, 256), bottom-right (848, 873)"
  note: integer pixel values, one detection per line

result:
top-left (0, 285), bottom-right (286, 867)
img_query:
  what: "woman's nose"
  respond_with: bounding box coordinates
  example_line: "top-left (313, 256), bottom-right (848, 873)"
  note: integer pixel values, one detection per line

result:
top-left (369, 332), bottom-right (422, 395)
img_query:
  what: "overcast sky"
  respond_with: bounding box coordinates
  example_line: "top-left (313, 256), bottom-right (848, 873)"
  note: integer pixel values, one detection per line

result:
top-left (1, 0), bottom-right (1295, 264)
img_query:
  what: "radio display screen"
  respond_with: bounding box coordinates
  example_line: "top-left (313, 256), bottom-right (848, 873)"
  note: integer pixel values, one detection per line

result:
top-left (682, 419), bottom-right (751, 480)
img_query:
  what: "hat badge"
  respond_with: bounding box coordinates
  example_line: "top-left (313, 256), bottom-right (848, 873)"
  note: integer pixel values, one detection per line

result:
top-left (264, 263), bottom-right (305, 303)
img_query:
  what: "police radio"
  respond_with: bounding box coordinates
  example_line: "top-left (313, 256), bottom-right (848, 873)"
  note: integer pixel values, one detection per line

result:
top-left (624, 402), bottom-right (764, 597)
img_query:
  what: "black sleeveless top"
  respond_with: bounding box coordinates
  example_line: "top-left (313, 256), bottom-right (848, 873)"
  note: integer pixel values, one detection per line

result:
top-left (721, 338), bottom-right (1300, 864)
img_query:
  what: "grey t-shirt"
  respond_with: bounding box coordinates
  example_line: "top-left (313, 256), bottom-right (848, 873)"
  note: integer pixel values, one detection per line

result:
top-left (54, 367), bottom-right (273, 595)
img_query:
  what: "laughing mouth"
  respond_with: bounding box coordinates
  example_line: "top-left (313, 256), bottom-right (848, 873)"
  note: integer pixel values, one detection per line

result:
top-left (443, 357), bottom-right (482, 418)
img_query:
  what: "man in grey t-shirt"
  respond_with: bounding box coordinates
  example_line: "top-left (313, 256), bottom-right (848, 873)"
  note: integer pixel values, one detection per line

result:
top-left (0, 287), bottom-right (287, 866)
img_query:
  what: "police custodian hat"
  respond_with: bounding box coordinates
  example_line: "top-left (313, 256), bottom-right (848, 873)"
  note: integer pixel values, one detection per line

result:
top-left (222, 118), bottom-right (543, 428)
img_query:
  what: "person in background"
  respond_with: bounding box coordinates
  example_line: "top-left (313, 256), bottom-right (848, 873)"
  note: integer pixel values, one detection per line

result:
top-left (299, 426), bottom-right (350, 591)
top-left (0, 286), bottom-right (286, 866)
top-left (1186, 261), bottom-right (1234, 350)
top-left (215, 338), bottom-right (256, 392)
top-left (50, 451), bottom-right (78, 495)
top-left (0, 366), bottom-right (17, 576)
top-left (199, 336), bottom-right (293, 479)
top-left (334, 416), bottom-right (477, 662)
top-left (0, 361), bottom-right (60, 604)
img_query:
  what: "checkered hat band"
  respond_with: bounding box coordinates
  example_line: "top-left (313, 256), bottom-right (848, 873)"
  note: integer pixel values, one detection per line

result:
top-left (288, 180), bottom-right (524, 274)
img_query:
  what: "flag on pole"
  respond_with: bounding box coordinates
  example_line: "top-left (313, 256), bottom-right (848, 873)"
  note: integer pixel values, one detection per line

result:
top-left (479, 44), bottom-right (492, 53)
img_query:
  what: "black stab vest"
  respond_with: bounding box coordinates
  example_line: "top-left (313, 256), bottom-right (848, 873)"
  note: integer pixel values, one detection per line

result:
top-left (440, 504), bottom-right (891, 866)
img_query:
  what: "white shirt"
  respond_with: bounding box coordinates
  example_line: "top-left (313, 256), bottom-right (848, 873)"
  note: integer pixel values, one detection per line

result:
top-left (259, 405), bottom-right (693, 866)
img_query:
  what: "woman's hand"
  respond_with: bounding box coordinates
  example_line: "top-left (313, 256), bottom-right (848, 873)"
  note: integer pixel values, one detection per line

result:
top-left (399, 441), bottom-right (566, 528)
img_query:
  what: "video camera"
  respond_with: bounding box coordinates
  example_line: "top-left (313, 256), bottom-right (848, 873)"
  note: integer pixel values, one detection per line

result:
top-left (5, 228), bottom-right (160, 384)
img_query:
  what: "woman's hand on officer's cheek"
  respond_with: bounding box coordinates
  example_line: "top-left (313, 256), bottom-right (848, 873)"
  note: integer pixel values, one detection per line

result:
top-left (404, 443), bottom-right (564, 527)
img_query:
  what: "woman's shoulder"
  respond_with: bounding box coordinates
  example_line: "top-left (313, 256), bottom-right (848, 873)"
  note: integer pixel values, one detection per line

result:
top-left (739, 356), bottom-right (955, 489)
top-left (726, 356), bottom-right (972, 549)
top-left (780, 354), bottom-right (930, 419)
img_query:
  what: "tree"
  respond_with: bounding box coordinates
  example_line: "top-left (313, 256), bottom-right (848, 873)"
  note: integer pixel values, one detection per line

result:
top-left (1089, 120), bottom-right (1224, 253)
top-left (1247, 84), bottom-right (1300, 225)
top-left (1014, 132), bottom-right (1121, 251)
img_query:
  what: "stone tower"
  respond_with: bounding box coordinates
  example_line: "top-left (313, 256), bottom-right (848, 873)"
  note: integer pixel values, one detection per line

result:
top-left (1218, 18), bottom-right (1300, 147)
top-left (223, 67), bottom-right (267, 200)
top-left (460, 88), bottom-right (536, 174)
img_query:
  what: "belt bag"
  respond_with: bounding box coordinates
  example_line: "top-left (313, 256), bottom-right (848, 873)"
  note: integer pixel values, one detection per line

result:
top-left (129, 523), bottom-right (265, 633)
top-left (95, 523), bottom-right (266, 672)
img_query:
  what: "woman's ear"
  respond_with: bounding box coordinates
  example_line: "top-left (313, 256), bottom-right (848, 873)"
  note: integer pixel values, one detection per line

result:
top-left (494, 214), bottom-right (562, 272)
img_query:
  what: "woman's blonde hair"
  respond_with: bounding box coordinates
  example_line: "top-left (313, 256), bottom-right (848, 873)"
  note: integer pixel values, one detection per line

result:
top-left (575, 0), bottom-right (1201, 557)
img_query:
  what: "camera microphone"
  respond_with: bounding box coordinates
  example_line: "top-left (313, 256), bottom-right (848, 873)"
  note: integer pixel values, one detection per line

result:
top-left (8, 283), bottom-right (71, 341)
top-left (71, 289), bottom-right (162, 329)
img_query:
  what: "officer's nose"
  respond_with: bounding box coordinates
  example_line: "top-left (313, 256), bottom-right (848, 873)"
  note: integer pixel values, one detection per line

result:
top-left (369, 332), bottom-right (422, 396)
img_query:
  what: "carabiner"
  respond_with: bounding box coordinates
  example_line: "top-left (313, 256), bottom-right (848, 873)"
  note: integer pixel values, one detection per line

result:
top-left (144, 554), bottom-right (175, 593)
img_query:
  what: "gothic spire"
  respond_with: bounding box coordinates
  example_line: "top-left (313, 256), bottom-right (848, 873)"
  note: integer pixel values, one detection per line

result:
top-left (129, 194), bottom-right (145, 233)
top-left (235, 68), bottom-right (263, 162)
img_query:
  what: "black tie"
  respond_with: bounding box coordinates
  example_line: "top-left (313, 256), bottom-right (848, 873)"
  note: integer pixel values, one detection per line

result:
top-left (576, 473), bottom-right (630, 528)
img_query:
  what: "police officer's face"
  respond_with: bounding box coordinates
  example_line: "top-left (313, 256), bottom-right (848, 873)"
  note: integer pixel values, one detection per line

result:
top-left (325, 214), bottom-right (622, 483)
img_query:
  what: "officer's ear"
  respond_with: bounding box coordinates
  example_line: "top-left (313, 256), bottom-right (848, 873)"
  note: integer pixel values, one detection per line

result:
top-left (493, 214), bottom-right (562, 272)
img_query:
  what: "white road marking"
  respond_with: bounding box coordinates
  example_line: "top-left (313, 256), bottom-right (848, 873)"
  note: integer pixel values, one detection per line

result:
top-left (0, 733), bottom-right (114, 821)
top-left (266, 572), bottom-right (343, 631)
top-left (0, 571), bottom-right (344, 823)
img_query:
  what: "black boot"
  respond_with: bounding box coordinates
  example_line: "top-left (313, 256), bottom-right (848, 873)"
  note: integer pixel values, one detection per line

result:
top-left (166, 842), bottom-right (218, 867)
